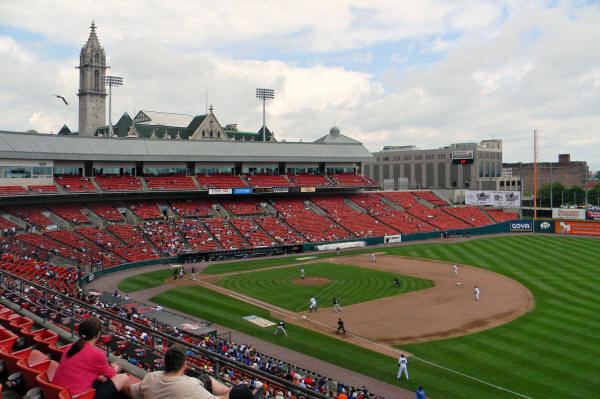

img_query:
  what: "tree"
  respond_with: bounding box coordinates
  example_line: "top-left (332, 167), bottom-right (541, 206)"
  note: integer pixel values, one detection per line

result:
top-left (539, 182), bottom-right (565, 207)
top-left (595, 170), bottom-right (600, 179)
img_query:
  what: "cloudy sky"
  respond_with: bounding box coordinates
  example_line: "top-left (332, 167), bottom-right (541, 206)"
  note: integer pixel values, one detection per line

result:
top-left (0, 1), bottom-right (599, 169)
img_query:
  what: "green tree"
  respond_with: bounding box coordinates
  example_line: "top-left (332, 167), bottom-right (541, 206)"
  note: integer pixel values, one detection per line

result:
top-left (539, 182), bottom-right (565, 207)
top-left (594, 170), bottom-right (600, 179)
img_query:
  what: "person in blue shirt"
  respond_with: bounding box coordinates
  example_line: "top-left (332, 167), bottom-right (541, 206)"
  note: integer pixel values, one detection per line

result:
top-left (416, 385), bottom-right (426, 399)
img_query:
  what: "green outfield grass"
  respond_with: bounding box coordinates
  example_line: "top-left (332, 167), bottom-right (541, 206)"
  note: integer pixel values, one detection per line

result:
top-left (123, 235), bottom-right (600, 398)
top-left (117, 269), bottom-right (172, 292)
top-left (217, 262), bottom-right (432, 311)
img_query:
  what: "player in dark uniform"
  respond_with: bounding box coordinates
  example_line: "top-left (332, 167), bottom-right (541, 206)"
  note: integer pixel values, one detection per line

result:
top-left (394, 277), bottom-right (401, 288)
top-left (336, 318), bottom-right (346, 335)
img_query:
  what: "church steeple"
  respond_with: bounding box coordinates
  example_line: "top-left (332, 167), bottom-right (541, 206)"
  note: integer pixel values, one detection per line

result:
top-left (77, 21), bottom-right (108, 136)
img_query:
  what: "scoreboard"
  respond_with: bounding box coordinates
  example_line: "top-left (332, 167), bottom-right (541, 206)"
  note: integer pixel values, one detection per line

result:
top-left (451, 150), bottom-right (474, 165)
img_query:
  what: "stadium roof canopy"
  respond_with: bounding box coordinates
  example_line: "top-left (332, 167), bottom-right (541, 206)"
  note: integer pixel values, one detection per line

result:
top-left (0, 131), bottom-right (374, 163)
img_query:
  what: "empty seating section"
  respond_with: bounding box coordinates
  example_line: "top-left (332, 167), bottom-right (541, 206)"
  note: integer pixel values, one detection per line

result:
top-left (271, 198), bottom-right (351, 242)
top-left (221, 199), bottom-right (265, 216)
top-left (289, 174), bottom-right (332, 187)
top-left (76, 226), bottom-right (124, 250)
top-left (170, 200), bottom-right (214, 218)
top-left (204, 218), bottom-right (249, 250)
top-left (311, 196), bottom-right (397, 237)
top-left (141, 221), bottom-right (188, 256)
top-left (328, 173), bottom-right (376, 187)
top-left (49, 205), bottom-right (89, 224)
top-left (245, 174), bottom-right (291, 188)
top-left (55, 176), bottom-right (95, 192)
top-left (130, 202), bottom-right (163, 220)
top-left (27, 185), bottom-right (59, 193)
top-left (382, 192), bottom-right (471, 230)
top-left (485, 209), bottom-right (519, 222)
top-left (230, 218), bottom-right (277, 247)
top-left (87, 203), bottom-right (124, 222)
top-left (46, 230), bottom-right (120, 267)
top-left (15, 233), bottom-right (77, 263)
top-left (146, 175), bottom-right (196, 191)
top-left (95, 175), bottom-right (142, 191)
top-left (107, 224), bottom-right (158, 262)
top-left (413, 191), bottom-right (447, 206)
top-left (0, 254), bottom-right (78, 294)
top-left (196, 175), bottom-right (247, 189)
top-left (177, 220), bottom-right (218, 251)
top-left (254, 216), bottom-right (304, 245)
top-left (347, 193), bottom-right (435, 234)
top-left (444, 207), bottom-right (491, 227)
top-left (6, 207), bottom-right (55, 229)
top-left (0, 186), bottom-right (26, 195)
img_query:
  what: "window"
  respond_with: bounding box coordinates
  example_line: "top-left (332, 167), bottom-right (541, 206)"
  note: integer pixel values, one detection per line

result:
top-left (2, 166), bottom-right (32, 178)
top-left (143, 167), bottom-right (187, 176)
top-left (32, 166), bottom-right (53, 178)
top-left (94, 53), bottom-right (100, 64)
top-left (403, 155), bottom-right (411, 161)
top-left (94, 70), bottom-right (99, 91)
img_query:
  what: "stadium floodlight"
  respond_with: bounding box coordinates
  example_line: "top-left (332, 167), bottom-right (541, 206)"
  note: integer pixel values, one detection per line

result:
top-left (256, 88), bottom-right (274, 141)
top-left (105, 75), bottom-right (124, 137)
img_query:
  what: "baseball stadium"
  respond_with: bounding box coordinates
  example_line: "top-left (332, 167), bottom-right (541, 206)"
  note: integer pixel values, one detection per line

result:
top-left (0, 21), bottom-right (599, 399)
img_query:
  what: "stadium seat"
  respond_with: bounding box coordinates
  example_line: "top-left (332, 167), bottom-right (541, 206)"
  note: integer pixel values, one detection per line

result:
top-left (16, 349), bottom-right (51, 389)
top-left (94, 175), bottom-right (143, 192)
top-left (146, 175), bottom-right (197, 191)
top-left (36, 371), bottom-right (96, 399)
top-left (32, 329), bottom-right (59, 353)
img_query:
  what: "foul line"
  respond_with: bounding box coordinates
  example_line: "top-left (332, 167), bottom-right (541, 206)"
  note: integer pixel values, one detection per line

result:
top-left (209, 283), bottom-right (533, 399)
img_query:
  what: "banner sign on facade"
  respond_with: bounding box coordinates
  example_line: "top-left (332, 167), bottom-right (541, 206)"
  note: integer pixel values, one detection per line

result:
top-left (232, 188), bottom-right (252, 195)
top-left (384, 234), bottom-right (402, 244)
top-left (272, 187), bottom-right (289, 193)
top-left (300, 187), bottom-right (316, 193)
top-left (465, 190), bottom-right (520, 207)
top-left (555, 220), bottom-right (600, 236)
top-left (451, 150), bottom-right (474, 160)
top-left (208, 188), bottom-right (232, 195)
top-left (509, 220), bottom-right (533, 232)
top-left (552, 208), bottom-right (586, 220)
top-left (588, 209), bottom-right (600, 220)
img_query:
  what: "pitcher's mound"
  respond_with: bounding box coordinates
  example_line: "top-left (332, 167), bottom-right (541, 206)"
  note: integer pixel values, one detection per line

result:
top-left (293, 277), bottom-right (330, 286)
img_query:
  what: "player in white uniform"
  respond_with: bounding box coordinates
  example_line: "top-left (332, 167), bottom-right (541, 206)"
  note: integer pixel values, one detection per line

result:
top-left (452, 264), bottom-right (458, 275)
top-left (300, 268), bottom-right (305, 280)
top-left (274, 320), bottom-right (287, 336)
top-left (332, 297), bottom-right (342, 313)
top-left (474, 286), bottom-right (480, 301)
top-left (309, 296), bottom-right (318, 312)
top-left (397, 354), bottom-right (409, 380)
top-left (370, 253), bottom-right (376, 263)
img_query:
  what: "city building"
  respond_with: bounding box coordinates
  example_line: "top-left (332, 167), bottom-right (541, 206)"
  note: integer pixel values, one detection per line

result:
top-left (503, 154), bottom-right (590, 193)
top-left (365, 140), bottom-right (503, 190)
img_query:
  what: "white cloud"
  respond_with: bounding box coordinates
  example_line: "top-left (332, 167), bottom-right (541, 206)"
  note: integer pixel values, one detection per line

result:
top-left (0, 1), bottom-right (599, 171)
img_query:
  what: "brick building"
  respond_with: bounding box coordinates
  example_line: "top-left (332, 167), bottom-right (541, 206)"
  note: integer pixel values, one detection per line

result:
top-left (503, 154), bottom-right (589, 193)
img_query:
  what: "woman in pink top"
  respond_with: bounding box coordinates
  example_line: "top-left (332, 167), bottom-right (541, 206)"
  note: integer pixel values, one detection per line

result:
top-left (53, 317), bottom-right (130, 399)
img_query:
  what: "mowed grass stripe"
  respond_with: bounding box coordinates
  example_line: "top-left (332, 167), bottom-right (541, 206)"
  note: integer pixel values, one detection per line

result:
top-left (393, 235), bottom-right (600, 398)
top-left (217, 262), bottom-right (432, 312)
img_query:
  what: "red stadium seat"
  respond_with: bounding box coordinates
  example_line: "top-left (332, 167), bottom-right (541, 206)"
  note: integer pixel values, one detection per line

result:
top-left (37, 371), bottom-right (96, 399)
top-left (16, 349), bottom-right (50, 389)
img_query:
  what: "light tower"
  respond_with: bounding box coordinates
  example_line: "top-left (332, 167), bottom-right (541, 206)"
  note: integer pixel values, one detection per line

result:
top-left (256, 88), bottom-right (274, 141)
top-left (105, 75), bottom-right (123, 137)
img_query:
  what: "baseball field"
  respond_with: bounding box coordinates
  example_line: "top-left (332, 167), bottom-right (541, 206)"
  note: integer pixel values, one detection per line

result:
top-left (118, 235), bottom-right (600, 398)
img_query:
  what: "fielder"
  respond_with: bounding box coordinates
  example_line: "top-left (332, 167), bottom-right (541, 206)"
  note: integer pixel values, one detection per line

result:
top-left (300, 268), bottom-right (305, 280)
top-left (332, 297), bottom-right (342, 313)
top-left (452, 264), bottom-right (458, 275)
top-left (191, 266), bottom-right (197, 281)
top-left (274, 320), bottom-right (287, 336)
top-left (474, 285), bottom-right (480, 301)
top-left (336, 318), bottom-right (346, 335)
top-left (370, 253), bottom-right (376, 263)
top-left (309, 296), bottom-right (318, 312)
top-left (397, 354), bottom-right (409, 380)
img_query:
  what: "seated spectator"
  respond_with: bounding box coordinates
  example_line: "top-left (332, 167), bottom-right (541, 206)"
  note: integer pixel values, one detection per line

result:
top-left (128, 343), bottom-right (231, 399)
top-left (53, 317), bottom-right (130, 399)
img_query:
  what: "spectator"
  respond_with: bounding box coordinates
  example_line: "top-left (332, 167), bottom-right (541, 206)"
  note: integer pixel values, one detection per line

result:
top-left (128, 343), bottom-right (230, 399)
top-left (53, 317), bottom-right (130, 399)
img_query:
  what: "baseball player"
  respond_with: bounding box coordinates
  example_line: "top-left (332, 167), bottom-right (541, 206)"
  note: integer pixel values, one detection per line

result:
top-left (332, 297), bottom-right (342, 313)
top-left (370, 253), bottom-right (376, 263)
top-left (394, 277), bottom-right (401, 288)
top-left (191, 266), bottom-right (197, 281)
top-left (336, 318), bottom-right (346, 335)
top-left (274, 320), bottom-right (287, 336)
top-left (309, 296), bottom-right (318, 312)
top-left (474, 286), bottom-right (480, 301)
top-left (452, 264), bottom-right (458, 275)
top-left (397, 354), bottom-right (409, 380)
top-left (178, 268), bottom-right (184, 280)
top-left (300, 268), bottom-right (305, 280)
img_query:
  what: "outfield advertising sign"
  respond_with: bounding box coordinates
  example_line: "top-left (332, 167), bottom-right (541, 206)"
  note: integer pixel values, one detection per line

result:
top-left (465, 190), bottom-right (520, 207)
top-left (555, 220), bottom-right (600, 236)
top-left (509, 220), bottom-right (533, 232)
top-left (232, 188), bottom-right (252, 195)
top-left (272, 187), bottom-right (289, 193)
top-left (208, 188), bottom-right (232, 195)
top-left (535, 220), bottom-right (554, 233)
top-left (384, 234), bottom-right (402, 244)
top-left (552, 208), bottom-right (586, 220)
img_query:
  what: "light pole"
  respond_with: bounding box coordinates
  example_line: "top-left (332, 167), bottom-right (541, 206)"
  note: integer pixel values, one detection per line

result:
top-left (256, 88), bottom-right (274, 141)
top-left (105, 75), bottom-right (124, 137)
